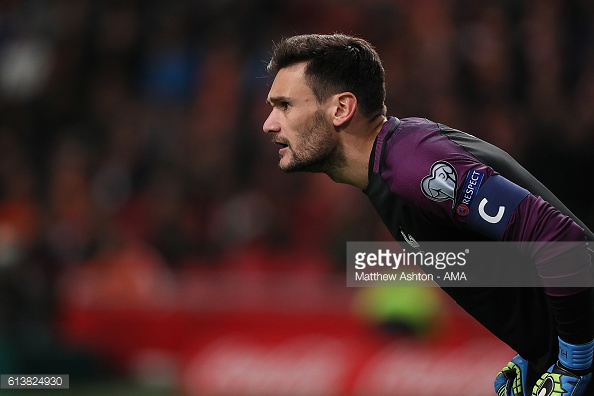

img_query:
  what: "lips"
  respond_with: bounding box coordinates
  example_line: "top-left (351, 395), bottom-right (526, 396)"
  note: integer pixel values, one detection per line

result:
top-left (272, 137), bottom-right (290, 153)
top-left (278, 145), bottom-right (289, 155)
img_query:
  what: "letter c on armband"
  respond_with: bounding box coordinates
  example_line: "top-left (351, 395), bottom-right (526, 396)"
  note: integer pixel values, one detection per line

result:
top-left (478, 198), bottom-right (505, 224)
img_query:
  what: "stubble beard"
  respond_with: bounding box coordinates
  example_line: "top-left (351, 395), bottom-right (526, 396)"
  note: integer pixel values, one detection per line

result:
top-left (280, 109), bottom-right (346, 176)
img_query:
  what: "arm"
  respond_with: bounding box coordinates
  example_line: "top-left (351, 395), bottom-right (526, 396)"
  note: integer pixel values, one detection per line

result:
top-left (469, 175), bottom-right (594, 396)
top-left (471, 176), bottom-right (594, 395)
top-left (503, 193), bottom-right (593, 346)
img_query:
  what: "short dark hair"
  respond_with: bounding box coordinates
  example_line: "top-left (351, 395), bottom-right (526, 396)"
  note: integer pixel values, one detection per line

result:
top-left (267, 33), bottom-right (387, 119)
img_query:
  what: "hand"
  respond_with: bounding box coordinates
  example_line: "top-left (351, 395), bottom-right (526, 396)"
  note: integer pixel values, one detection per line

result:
top-left (532, 362), bottom-right (591, 396)
top-left (495, 354), bottom-right (529, 396)
top-left (532, 338), bottom-right (594, 396)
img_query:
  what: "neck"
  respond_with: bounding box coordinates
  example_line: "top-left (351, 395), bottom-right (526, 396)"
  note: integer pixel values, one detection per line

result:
top-left (326, 115), bottom-right (386, 189)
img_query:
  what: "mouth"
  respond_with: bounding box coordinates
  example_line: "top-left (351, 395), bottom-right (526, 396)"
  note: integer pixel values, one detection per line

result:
top-left (272, 138), bottom-right (290, 154)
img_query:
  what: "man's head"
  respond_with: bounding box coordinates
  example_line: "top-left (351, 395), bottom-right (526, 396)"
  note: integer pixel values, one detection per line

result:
top-left (267, 34), bottom-right (386, 120)
top-left (263, 34), bottom-right (386, 176)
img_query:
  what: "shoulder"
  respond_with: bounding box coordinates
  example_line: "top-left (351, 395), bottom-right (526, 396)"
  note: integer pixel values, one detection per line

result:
top-left (370, 118), bottom-right (501, 225)
top-left (379, 118), bottom-right (482, 189)
top-left (383, 118), bottom-right (470, 163)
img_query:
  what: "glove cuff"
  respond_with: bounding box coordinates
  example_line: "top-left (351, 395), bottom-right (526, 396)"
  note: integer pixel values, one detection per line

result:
top-left (558, 337), bottom-right (594, 371)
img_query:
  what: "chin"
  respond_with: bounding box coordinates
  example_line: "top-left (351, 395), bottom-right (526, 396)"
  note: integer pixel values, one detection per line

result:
top-left (278, 159), bottom-right (298, 173)
top-left (278, 151), bottom-right (333, 173)
top-left (282, 160), bottom-right (326, 174)
top-left (278, 153), bottom-right (302, 173)
top-left (279, 163), bottom-right (299, 173)
top-left (278, 156), bottom-right (292, 172)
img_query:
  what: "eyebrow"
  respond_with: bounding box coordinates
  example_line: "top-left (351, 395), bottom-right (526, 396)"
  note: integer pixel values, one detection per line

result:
top-left (266, 95), bottom-right (290, 105)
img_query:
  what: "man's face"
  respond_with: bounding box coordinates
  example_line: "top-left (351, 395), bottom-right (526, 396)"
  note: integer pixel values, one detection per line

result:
top-left (263, 62), bottom-right (340, 173)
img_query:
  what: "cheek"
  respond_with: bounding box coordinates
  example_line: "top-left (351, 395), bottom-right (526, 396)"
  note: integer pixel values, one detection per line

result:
top-left (289, 107), bottom-right (325, 145)
top-left (286, 115), bottom-right (308, 141)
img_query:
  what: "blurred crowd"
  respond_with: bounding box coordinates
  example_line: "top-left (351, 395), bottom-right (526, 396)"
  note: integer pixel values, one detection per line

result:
top-left (1, 0), bottom-right (594, 373)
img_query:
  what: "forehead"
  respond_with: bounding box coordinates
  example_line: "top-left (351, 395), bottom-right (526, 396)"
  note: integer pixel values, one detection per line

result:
top-left (267, 62), bottom-right (316, 102)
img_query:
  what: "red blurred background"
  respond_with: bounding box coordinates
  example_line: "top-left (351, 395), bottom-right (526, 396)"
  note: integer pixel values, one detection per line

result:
top-left (0, 0), bottom-right (593, 394)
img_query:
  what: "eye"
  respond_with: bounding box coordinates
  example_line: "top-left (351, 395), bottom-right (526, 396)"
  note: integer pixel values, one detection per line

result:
top-left (280, 101), bottom-right (291, 111)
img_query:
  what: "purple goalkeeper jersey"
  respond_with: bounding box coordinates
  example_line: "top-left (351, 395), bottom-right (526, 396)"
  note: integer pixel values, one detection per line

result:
top-left (364, 117), bottom-right (594, 368)
top-left (364, 117), bottom-right (593, 293)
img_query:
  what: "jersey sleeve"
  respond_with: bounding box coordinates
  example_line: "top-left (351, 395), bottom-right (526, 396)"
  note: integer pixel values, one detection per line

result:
top-left (381, 120), bottom-right (593, 293)
top-left (378, 118), bottom-right (594, 345)
top-left (460, 168), bottom-right (592, 294)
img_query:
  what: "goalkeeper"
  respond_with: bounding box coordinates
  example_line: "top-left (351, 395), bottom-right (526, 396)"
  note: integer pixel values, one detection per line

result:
top-left (262, 33), bottom-right (594, 395)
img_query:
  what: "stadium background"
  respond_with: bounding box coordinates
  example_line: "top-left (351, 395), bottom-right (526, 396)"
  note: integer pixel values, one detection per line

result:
top-left (1, 0), bottom-right (594, 395)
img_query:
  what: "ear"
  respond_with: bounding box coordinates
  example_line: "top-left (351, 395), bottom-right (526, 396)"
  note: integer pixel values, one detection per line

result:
top-left (332, 92), bottom-right (357, 127)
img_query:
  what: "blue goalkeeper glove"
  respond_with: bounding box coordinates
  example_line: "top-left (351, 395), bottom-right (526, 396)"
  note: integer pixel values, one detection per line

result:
top-left (532, 338), bottom-right (594, 396)
top-left (495, 354), bottom-right (530, 396)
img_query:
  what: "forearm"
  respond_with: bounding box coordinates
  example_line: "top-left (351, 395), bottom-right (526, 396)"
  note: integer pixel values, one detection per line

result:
top-left (502, 194), bottom-right (594, 360)
top-left (548, 288), bottom-right (594, 347)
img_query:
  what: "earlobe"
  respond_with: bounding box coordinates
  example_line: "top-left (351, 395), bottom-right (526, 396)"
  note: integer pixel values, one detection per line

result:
top-left (333, 92), bottom-right (357, 127)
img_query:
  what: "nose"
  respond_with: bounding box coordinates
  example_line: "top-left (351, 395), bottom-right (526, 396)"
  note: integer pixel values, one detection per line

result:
top-left (263, 110), bottom-right (279, 135)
